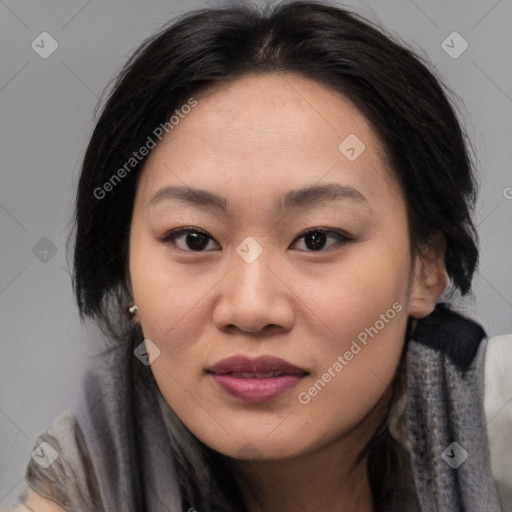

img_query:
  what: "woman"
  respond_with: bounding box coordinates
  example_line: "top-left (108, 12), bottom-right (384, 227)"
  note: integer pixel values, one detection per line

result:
top-left (12, 1), bottom-right (511, 511)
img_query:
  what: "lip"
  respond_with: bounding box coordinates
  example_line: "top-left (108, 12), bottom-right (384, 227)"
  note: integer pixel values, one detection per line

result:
top-left (207, 355), bottom-right (307, 403)
top-left (208, 355), bottom-right (306, 375)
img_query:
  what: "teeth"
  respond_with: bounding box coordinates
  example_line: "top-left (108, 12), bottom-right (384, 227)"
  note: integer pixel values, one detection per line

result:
top-left (230, 371), bottom-right (283, 378)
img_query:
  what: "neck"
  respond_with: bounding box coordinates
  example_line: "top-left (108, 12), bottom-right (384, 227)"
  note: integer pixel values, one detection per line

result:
top-left (225, 397), bottom-right (391, 512)
top-left (235, 447), bottom-right (373, 512)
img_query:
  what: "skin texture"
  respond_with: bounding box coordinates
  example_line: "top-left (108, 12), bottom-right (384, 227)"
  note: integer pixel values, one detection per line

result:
top-left (128, 72), bottom-right (447, 512)
top-left (11, 489), bottom-right (67, 512)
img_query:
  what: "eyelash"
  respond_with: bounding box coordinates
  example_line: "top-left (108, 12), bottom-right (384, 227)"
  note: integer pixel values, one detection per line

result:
top-left (159, 226), bottom-right (353, 253)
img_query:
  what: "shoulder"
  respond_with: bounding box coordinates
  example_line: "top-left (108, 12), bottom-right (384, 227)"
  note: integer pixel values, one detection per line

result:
top-left (10, 347), bottom-right (136, 512)
top-left (484, 334), bottom-right (512, 509)
top-left (15, 409), bottom-right (100, 512)
top-left (8, 488), bottom-right (69, 512)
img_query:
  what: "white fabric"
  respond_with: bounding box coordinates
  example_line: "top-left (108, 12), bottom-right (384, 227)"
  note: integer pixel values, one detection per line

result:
top-left (484, 334), bottom-right (512, 511)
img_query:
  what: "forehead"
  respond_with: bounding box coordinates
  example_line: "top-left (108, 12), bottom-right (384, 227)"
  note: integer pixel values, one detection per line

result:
top-left (137, 72), bottom-right (402, 212)
top-left (181, 72), bottom-right (378, 153)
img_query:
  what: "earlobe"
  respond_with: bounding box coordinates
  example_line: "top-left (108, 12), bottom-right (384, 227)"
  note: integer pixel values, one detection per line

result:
top-left (408, 233), bottom-right (448, 319)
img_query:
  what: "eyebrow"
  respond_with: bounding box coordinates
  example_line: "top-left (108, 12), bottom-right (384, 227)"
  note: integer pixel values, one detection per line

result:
top-left (149, 183), bottom-right (369, 214)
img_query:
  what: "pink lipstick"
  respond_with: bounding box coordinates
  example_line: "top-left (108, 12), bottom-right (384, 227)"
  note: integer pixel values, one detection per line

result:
top-left (206, 355), bottom-right (307, 403)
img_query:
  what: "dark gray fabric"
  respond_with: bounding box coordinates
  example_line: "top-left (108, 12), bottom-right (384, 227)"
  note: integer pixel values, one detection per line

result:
top-left (22, 341), bottom-right (183, 511)
top-left (20, 303), bottom-right (502, 511)
top-left (22, 409), bottom-right (101, 510)
top-left (70, 344), bottom-right (183, 511)
top-left (405, 303), bottom-right (502, 511)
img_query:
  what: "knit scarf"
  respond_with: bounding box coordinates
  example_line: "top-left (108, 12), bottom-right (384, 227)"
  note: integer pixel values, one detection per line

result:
top-left (29, 303), bottom-right (501, 511)
top-left (404, 302), bottom-right (501, 511)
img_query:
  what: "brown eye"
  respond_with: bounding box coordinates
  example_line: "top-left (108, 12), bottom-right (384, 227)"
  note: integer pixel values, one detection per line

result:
top-left (291, 228), bottom-right (352, 252)
top-left (162, 228), bottom-right (220, 252)
top-left (160, 227), bottom-right (352, 253)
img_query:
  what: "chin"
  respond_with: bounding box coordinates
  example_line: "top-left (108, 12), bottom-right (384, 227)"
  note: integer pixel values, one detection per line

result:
top-left (194, 425), bottom-right (316, 462)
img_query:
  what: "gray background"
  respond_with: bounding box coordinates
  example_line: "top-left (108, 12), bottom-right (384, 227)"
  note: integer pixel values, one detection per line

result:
top-left (1, 0), bottom-right (511, 504)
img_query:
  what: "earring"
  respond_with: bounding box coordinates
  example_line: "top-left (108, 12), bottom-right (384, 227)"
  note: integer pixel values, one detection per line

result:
top-left (129, 305), bottom-right (138, 315)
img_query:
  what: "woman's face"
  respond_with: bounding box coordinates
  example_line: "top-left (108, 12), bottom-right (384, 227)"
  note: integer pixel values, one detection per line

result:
top-left (128, 72), bottom-right (436, 460)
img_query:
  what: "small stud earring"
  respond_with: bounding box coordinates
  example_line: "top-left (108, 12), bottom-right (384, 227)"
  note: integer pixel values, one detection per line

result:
top-left (129, 305), bottom-right (138, 315)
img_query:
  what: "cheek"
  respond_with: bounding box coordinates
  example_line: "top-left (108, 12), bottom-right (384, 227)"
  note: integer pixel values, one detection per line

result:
top-left (296, 284), bottom-right (408, 421)
top-left (301, 303), bottom-right (407, 410)
top-left (129, 232), bottom-right (218, 396)
top-left (129, 229), bottom-right (212, 340)
top-left (313, 233), bottom-right (411, 342)
top-left (293, 236), bottom-right (410, 426)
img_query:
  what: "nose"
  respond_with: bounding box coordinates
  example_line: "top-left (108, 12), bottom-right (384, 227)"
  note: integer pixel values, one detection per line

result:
top-left (212, 248), bottom-right (295, 335)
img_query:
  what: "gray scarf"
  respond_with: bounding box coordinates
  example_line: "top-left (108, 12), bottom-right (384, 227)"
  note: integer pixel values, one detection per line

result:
top-left (23, 303), bottom-right (501, 511)
top-left (404, 303), bottom-right (501, 511)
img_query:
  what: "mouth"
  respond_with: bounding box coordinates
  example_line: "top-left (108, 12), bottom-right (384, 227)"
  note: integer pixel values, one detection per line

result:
top-left (206, 355), bottom-right (308, 403)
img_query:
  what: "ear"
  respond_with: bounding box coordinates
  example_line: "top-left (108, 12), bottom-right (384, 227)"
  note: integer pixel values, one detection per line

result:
top-left (408, 232), bottom-right (448, 319)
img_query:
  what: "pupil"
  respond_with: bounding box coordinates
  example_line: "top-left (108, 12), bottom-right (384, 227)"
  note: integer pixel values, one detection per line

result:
top-left (187, 232), bottom-right (208, 250)
top-left (306, 231), bottom-right (326, 251)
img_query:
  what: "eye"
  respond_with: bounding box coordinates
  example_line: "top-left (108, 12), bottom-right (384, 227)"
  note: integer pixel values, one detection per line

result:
top-left (160, 227), bottom-right (352, 253)
top-left (161, 227), bottom-right (220, 252)
top-left (291, 228), bottom-right (352, 252)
